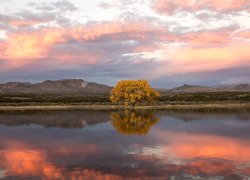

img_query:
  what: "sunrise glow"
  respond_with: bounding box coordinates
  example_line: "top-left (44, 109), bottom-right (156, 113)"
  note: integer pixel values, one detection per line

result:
top-left (0, 0), bottom-right (249, 86)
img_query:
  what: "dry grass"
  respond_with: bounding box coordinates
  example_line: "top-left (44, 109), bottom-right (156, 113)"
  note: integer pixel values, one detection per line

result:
top-left (0, 103), bottom-right (249, 112)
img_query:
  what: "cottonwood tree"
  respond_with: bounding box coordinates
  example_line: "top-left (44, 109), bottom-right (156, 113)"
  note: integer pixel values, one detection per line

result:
top-left (110, 80), bottom-right (159, 106)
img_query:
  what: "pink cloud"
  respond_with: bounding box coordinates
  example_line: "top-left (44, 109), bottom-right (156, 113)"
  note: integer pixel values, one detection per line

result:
top-left (153, 0), bottom-right (250, 14)
top-left (70, 21), bottom-right (158, 41)
top-left (235, 30), bottom-right (250, 39)
top-left (133, 44), bottom-right (160, 53)
top-left (0, 21), bottom-right (161, 69)
top-left (3, 29), bottom-right (66, 59)
top-left (0, 18), bottom-right (249, 77)
top-left (154, 41), bottom-right (250, 77)
top-left (195, 0), bottom-right (250, 11)
top-left (0, 20), bottom-right (238, 61)
top-left (9, 19), bottom-right (42, 27)
top-left (181, 30), bottom-right (232, 46)
top-left (50, 50), bottom-right (100, 65)
top-left (1, 21), bottom-right (156, 58)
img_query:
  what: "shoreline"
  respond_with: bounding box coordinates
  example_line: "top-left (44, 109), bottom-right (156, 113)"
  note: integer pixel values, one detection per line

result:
top-left (0, 103), bottom-right (249, 111)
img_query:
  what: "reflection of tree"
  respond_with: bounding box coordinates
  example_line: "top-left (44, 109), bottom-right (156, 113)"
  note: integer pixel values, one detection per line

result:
top-left (110, 110), bottom-right (159, 135)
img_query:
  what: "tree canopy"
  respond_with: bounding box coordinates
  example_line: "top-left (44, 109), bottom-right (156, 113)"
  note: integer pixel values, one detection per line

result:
top-left (110, 80), bottom-right (159, 106)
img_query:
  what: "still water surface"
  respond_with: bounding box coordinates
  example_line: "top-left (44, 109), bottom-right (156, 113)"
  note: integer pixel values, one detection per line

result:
top-left (0, 110), bottom-right (249, 179)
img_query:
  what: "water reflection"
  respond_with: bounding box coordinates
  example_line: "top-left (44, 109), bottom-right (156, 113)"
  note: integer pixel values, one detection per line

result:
top-left (0, 149), bottom-right (121, 179)
top-left (111, 110), bottom-right (159, 135)
top-left (0, 110), bottom-right (249, 179)
top-left (0, 111), bottom-right (109, 128)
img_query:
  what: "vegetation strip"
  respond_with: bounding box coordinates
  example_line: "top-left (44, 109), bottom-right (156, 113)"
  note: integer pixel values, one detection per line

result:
top-left (0, 103), bottom-right (249, 111)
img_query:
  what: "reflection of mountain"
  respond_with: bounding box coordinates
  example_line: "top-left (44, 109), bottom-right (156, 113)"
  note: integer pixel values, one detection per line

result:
top-left (156, 110), bottom-right (250, 140)
top-left (157, 110), bottom-right (250, 122)
top-left (0, 111), bottom-right (110, 128)
top-left (110, 110), bottom-right (159, 135)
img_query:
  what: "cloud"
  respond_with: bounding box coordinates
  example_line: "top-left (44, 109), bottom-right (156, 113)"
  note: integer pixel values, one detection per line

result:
top-left (2, 28), bottom-right (66, 60)
top-left (0, 17), bottom-right (249, 85)
top-left (155, 41), bottom-right (250, 77)
top-left (0, 21), bottom-right (162, 60)
top-left (0, 1), bottom-right (77, 30)
top-left (8, 20), bottom-right (41, 27)
top-left (0, 0), bottom-right (249, 86)
top-left (53, 0), bottom-right (78, 12)
top-left (153, 0), bottom-right (250, 14)
top-left (0, 10), bottom-right (69, 29)
top-left (151, 66), bottom-right (250, 88)
top-left (28, 0), bottom-right (78, 12)
top-left (181, 30), bottom-right (233, 46)
top-left (235, 30), bottom-right (250, 39)
top-left (98, 2), bottom-right (117, 9)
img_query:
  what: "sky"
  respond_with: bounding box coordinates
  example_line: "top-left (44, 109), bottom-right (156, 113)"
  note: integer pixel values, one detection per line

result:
top-left (0, 0), bottom-right (249, 88)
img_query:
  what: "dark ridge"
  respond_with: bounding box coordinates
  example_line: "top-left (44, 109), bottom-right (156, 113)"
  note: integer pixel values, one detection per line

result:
top-left (0, 79), bottom-right (112, 95)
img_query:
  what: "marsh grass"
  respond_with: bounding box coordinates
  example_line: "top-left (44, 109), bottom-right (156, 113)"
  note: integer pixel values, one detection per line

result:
top-left (0, 92), bottom-right (249, 111)
top-left (0, 103), bottom-right (249, 112)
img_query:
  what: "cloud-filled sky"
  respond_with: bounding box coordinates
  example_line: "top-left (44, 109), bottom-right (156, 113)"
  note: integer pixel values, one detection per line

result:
top-left (0, 0), bottom-right (249, 87)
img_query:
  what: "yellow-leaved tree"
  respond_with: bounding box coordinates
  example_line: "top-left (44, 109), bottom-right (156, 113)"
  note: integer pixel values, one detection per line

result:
top-left (110, 80), bottom-right (159, 106)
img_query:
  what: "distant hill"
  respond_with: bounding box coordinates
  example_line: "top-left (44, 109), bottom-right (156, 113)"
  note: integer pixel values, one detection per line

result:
top-left (0, 79), bottom-right (249, 95)
top-left (0, 79), bottom-right (112, 95)
top-left (214, 83), bottom-right (250, 92)
top-left (167, 84), bottom-right (213, 93)
top-left (166, 83), bottom-right (250, 93)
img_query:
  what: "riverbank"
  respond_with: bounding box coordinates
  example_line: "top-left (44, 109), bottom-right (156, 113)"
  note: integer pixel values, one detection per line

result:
top-left (0, 103), bottom-right (249, 111)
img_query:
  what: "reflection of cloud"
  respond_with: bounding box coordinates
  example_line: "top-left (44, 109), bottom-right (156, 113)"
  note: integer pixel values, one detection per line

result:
top-left (0, 149), bottom-right (122, 179)
top-left (0, 111), bottom-right (250, 178)
top-left (0, 149), bottom-right (60, 178)
top-left (152, 129), bottom-right (250, 162)
top-left (111, 110), bottom-right (159, 135)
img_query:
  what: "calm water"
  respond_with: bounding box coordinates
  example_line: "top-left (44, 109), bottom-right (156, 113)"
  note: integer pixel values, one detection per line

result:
top-left (0, 110), bottom-right (249, 180)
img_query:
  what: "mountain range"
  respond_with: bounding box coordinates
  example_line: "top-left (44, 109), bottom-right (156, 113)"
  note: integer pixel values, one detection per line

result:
top-left (0, 79), bottom-right (112, 95)
top-left (0, 79), bottom-right (249, 94)
top-left (165, 84), bottom-right (250, 93)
